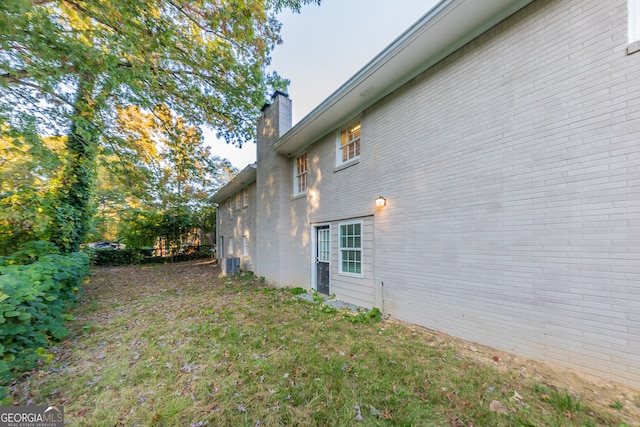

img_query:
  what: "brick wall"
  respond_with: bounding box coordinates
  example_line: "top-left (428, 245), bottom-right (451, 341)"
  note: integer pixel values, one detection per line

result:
top-left (216, 182), bottom-right (257, 272)
top-left (256, 93), bottom-right (293, 283)
top-left (259, 0), bottom-right (640, 387)
top-left (363, 0), bottom-right (640, 387)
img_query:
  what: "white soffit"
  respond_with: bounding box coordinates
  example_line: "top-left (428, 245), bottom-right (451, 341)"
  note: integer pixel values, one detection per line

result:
top-left (209, 164), bottom-right (257, 204)
top-left (272, 0), bottom-right (534, 156)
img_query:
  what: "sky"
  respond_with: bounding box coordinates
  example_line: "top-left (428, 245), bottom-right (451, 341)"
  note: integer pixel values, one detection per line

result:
top-left (205, 0), bottom-right (441, 169)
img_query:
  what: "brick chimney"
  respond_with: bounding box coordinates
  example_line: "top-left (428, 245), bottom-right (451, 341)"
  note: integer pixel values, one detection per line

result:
top-left (255, 91), bottom-right (292, 284)
top-left (257, 91), bottom-right (292, 162)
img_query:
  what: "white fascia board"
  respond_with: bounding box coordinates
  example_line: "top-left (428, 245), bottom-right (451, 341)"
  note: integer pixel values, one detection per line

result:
top-left (272, 0), bottom-right (533, 156)
top-left (209, 164), bottom-right (257, 204)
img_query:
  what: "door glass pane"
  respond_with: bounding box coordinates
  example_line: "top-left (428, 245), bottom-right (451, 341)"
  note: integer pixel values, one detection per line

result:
top-left (318, 228), bottom-right (330, 262)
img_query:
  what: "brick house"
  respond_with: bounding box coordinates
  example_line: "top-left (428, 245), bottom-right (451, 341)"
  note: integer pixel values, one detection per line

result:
top-left (211, 0), bottom-right (640, 388)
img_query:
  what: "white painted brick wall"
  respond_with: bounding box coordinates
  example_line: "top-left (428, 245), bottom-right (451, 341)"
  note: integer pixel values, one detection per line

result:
top-left (216, 182), bottom-right (257, 272)
top-left (359, 0), bottom-right (640, 387)
top-left (268, 0), bottom-right (640, 387)
top-left (249, 0), bottom-right (640, 388)
top-left (255, 94), bottom-right (292, 284)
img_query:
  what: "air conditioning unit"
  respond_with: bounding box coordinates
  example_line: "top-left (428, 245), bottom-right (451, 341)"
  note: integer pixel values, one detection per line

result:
top-left (221, 257), bottom-right (240, 275)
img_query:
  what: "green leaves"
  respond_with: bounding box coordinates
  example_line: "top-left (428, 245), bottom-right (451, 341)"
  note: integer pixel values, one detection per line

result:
top-left (1, 0), bottom-right (320, 146)
top-left (2, 0), bottom-right (319, 252)
top-left (0, 249), bottom-right (90, 403)
top-left (3, 311), bottom-right (20, 318)
top-left (0, 134), bottom-right (65, 255)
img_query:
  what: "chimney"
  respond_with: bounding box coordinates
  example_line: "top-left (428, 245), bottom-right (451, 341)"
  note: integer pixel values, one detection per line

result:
top-left (255, 91), bottom-right (292, 284)
top-left (257, 91), bottom-right (292, 149)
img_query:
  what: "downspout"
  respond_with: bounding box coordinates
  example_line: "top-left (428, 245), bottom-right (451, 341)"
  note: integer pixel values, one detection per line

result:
top-left (215, 203), bottom-right (219, 262)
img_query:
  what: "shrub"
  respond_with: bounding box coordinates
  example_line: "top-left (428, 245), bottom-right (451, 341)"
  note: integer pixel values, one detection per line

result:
top-left (0, 240), bottom-right (60, 266)
top-left (0, 250), bottom-right (89, 403)
top-left (92, 248), bottom-right (143, 266)
top-left (91, 247), bottom-right (211, 266)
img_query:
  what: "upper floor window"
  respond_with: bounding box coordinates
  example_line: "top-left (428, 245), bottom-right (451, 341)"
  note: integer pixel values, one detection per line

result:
top-left (337, 122), bottom-right (361, 165)
top-left (630, 0), bottom-right (640, 51)
top-left (294, 154), bottom-right (308, 195)
top-left (235, 192), bottom-right (241, 210)
top-left (227, 199), bottom-right (232, 219)
top-left (243, 188), bottom-right (249, 207)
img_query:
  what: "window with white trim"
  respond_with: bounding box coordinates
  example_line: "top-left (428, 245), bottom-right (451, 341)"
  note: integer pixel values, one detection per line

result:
top-left (243, 188), bottom-right (249, 207)
top-left (294, 153), bottom-right (308, 195)
top-left (339, 222), bottom-right (362, 275)
top-left (227, 199), bottom-right (232, 219)
top-left (228, 237), bottom-right (233, 255)
top-left (630, 0), bottom-right (640, 46)
top-left (235, 192), bottom-right (241, 210)
top-left (243, 236), bottom-right (248, 256)
top-left (337, 122), bottom-right (361, 165)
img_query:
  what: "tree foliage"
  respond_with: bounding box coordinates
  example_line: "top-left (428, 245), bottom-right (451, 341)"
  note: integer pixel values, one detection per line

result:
top-left (1, 0), bottom-right (317, 144)
top-left (108, 104), bottom-right (236, 211)
top-left (0, 131), bottom-right (65, 255)
top-left (92, 104), bottom-right (235, 247)
top-left (0, 0), bottom-right (319, 251)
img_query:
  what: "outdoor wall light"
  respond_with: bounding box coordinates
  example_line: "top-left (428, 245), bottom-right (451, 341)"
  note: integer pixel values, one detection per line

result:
top-left (375, 196), bottom-right (386, 207)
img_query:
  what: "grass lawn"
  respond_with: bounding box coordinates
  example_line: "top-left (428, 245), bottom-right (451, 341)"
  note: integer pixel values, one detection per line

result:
top-left (9, 261), bottom-right (639, 426)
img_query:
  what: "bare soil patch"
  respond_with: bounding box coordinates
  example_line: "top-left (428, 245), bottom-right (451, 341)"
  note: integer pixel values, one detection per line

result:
top-left (399, 319), bottom-right (640, 425)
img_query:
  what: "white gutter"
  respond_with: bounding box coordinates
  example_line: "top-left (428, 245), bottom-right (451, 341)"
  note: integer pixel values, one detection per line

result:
top-left (271, 0), bottom-right (533, 156)
top-left (209, 163), bottom-right (257, 204)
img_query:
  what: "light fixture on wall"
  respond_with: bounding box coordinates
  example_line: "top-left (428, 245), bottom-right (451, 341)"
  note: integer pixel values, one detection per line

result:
top-left (375, 196), bottom-right (386, 208)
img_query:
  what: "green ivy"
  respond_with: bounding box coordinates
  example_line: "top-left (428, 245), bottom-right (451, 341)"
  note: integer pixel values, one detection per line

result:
top-left (0, 249), bottom-right (89, 404)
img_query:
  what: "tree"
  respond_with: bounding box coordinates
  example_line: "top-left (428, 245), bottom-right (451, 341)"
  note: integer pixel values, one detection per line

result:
top-left (92, 105), bottom-right (236, 246)
top-left (0, 128), bottom-right (65, 255)
top-left (0, 0), bottom-right (319, 252)
top-left (110, 104), bottom-right (236, 210)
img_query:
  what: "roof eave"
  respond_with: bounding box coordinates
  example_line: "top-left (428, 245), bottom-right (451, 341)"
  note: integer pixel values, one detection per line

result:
top-left (209, 164), bottom-right (257, 204)
top-left (271, 0), bottom-right (533, 156)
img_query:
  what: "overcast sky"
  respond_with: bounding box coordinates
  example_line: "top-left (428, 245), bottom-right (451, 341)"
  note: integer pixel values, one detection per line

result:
top-left (206, 0), bottom-right (441, 168)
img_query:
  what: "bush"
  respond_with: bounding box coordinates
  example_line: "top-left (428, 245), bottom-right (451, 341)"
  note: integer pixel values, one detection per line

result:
top-left (92, 246), bottom-right (212, 266)
top-left (0, 240), bottom-right (59, 266)
top-left (92, 248), bottom-right (142, 266)
top-left (0, 250), bottom-right (90, 404)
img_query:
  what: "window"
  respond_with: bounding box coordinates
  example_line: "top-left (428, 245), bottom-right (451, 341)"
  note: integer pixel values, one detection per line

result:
top-left (318, 228), bottom-right (330, 263)
top-left (337, 122), bottom-right (361, 165)
top-left (631, 0), bottom-right (640, 44)
top-left (243, 188), bottom-right (249, 207)
top-left (227, 199), bottom-right (232, 219)
top-left (228, 237), bottom-right (233, 255)
top-left (294, 154), bottom-right (308, 195)
top-left (243, 236), bottom-right (248, 256)
top-left (630, 0), bottom-right (640, 53)
top-left (235, 192), bottom-right (241, 210)
top-left (339, 222), bottom-right (362, 275)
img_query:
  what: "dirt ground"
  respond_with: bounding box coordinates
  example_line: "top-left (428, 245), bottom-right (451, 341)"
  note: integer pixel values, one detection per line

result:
top-left (388, 317), bottom-right (640, 425)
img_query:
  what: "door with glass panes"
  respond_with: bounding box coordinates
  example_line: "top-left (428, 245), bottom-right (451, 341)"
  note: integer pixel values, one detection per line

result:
top-left (316, 226), bottom-right (330, 294)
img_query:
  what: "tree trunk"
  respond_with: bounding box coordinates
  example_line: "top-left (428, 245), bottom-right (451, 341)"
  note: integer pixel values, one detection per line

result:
top-left (50, 78), bottom-right (98, 252)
